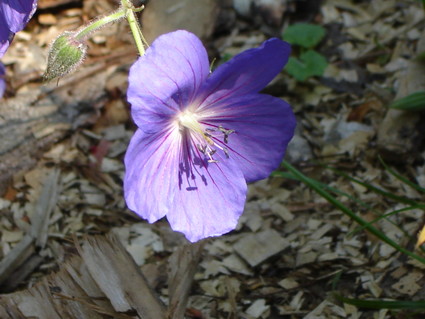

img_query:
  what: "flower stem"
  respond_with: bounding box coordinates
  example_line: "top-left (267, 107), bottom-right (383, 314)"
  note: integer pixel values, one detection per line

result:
top-left (75, 9), bottom-right (126, 41)
top-left (121, 0), bottom-right (147, 56)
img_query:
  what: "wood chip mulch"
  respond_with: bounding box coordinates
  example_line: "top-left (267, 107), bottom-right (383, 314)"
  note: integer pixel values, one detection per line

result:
top-left (1, 0), bottom-right (425, 318)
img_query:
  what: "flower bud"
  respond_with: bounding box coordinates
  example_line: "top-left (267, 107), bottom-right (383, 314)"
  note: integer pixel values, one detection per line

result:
top-left (44, 32), bottom-right (87, 81)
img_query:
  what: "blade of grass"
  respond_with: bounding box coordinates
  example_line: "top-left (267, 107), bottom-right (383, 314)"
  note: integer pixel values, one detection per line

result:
top-left (274, 168), bottom-right (410, 236)
top-left (349, 205), bottom-right (424, 238)
top-left (379, 156), bottom-right (425, 193)
top-left (324, 165), bottom-right (425, 236)
top-left (326, 166), bottom-right (419, 206)
top-left (281, 161), bottom-right (425, 265)
top-left (335, 293), bottom-right (425, 310)
top-left (273, 170), bottom-right (423, 239)
top-left (272, 170), bottom-right (377, 212)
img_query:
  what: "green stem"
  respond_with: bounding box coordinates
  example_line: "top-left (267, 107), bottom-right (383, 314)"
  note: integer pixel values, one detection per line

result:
top-left (121, 0), bottom-right (146, 56)
top-left (75, 9), bottom-right (126, 41)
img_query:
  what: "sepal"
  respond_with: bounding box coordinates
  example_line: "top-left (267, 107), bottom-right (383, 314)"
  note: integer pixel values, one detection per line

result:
top-left (44, 32), bottom-right (87, 81)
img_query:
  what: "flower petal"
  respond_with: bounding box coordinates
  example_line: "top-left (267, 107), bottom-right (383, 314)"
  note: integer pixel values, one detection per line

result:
top-left (199, 93), bottom-right (296, 182)
top-left (0, 62), bottom-right (5, 98)
top-left (0, 19), bottom-right (11, 57)
top-left (0, 0), bottom-right (37, 57)
top-left (127, 30), bottom-right (210, 133)
top-left (124, 127), bottom-right (247, 243)
top-left (196, 38), bottom-right (291, 109)
top-left (1, 0), bottom-right (37, 33)
top-left (124, 128), bottom-right (181, 223)
top-left (167, 143), bottom-right (247, 242)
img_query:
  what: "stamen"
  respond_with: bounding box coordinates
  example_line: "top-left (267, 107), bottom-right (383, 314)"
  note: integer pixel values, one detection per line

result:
top-left (218, 125), bottom-right (235, 135)
top-left (196, 144), bottom-right (207, 154)
top-left (178, 111), bottom-right (235, 163)
top-left (223, 147), bottom-right (229, 159)
top-left (218, 125), bottom-right (235, 144)
top-left (203, 132), bottom-right (214, 145)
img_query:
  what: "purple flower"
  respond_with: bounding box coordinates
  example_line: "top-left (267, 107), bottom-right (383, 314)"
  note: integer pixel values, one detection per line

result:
top-left (0, 62), bottom-right (5, 97)
top-left (0, 0), bottom-right (37, 57)
top-left (125, 30), bottom-right (295, 242)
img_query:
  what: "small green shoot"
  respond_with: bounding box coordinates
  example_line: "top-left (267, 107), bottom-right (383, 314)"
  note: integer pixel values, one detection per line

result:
top-left (283, 23), bottom-right (326, 49)
top-left (282, 23), bottom-right (328, 81)
top-left (285, 50), bottom-right (328, 81)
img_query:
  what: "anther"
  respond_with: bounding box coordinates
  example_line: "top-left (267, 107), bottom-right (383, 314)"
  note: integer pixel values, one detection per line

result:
top-left (218, 125), bottom-right (235, 144)
top-left (223, 147), bottom-right (229, 158)
top-left (196, 144), bottom-right (207, 154)
top-left (218, 126), bottom-right (235, 135)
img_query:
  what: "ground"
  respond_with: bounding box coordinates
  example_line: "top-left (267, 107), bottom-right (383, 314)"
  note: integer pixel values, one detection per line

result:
top-left (0, 0), bottom-right (425, 318)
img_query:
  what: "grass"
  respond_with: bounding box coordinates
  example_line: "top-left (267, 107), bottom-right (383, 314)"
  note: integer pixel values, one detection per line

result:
top-left (273, 160), bottom-right (425, 313)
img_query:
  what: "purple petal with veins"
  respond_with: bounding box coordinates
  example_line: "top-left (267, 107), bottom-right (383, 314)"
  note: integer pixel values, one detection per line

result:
top-left (0, 62), bottom-right (5, 98)
top-left (0, 0), bottom-right (37, 57)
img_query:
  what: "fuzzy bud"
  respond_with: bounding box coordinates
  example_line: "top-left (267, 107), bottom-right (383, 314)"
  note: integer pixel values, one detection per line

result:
top-left (44, 32), bottom-right (87, 81)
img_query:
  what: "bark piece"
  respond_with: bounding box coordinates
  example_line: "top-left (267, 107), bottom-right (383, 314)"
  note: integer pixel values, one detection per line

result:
top-left (234, 230), bottom-right (289, 267)
top-left (0, 234), bottom-right (167, 319)
top-left (77, 234), bottom-right (166, 318)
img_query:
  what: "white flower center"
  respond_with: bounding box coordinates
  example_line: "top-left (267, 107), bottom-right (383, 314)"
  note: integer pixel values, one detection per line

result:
top-left (178, 110), bottom-right (213, 144)
top-left (177, 110), bottom-right (235, 163)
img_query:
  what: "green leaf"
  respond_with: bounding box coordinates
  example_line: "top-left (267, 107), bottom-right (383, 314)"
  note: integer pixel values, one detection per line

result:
top-left (335, 293), bottom-right (425, 310)
top-left (285, 57), bottom-right (308, 81)
top-left (283, 23), bottom-right (326, 48)
top-left (389, 91), bottom-right (425, 111)
top-left (285, 50), bottom-right (328, 81)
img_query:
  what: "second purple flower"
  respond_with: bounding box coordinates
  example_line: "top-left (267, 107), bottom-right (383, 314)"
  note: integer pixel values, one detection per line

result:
top-left (0, 0), bottom-right (37, 98)
top-left (125, 30), bottom-right (296, 242)
top-left (0, 0), bottom-right (37, 57)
